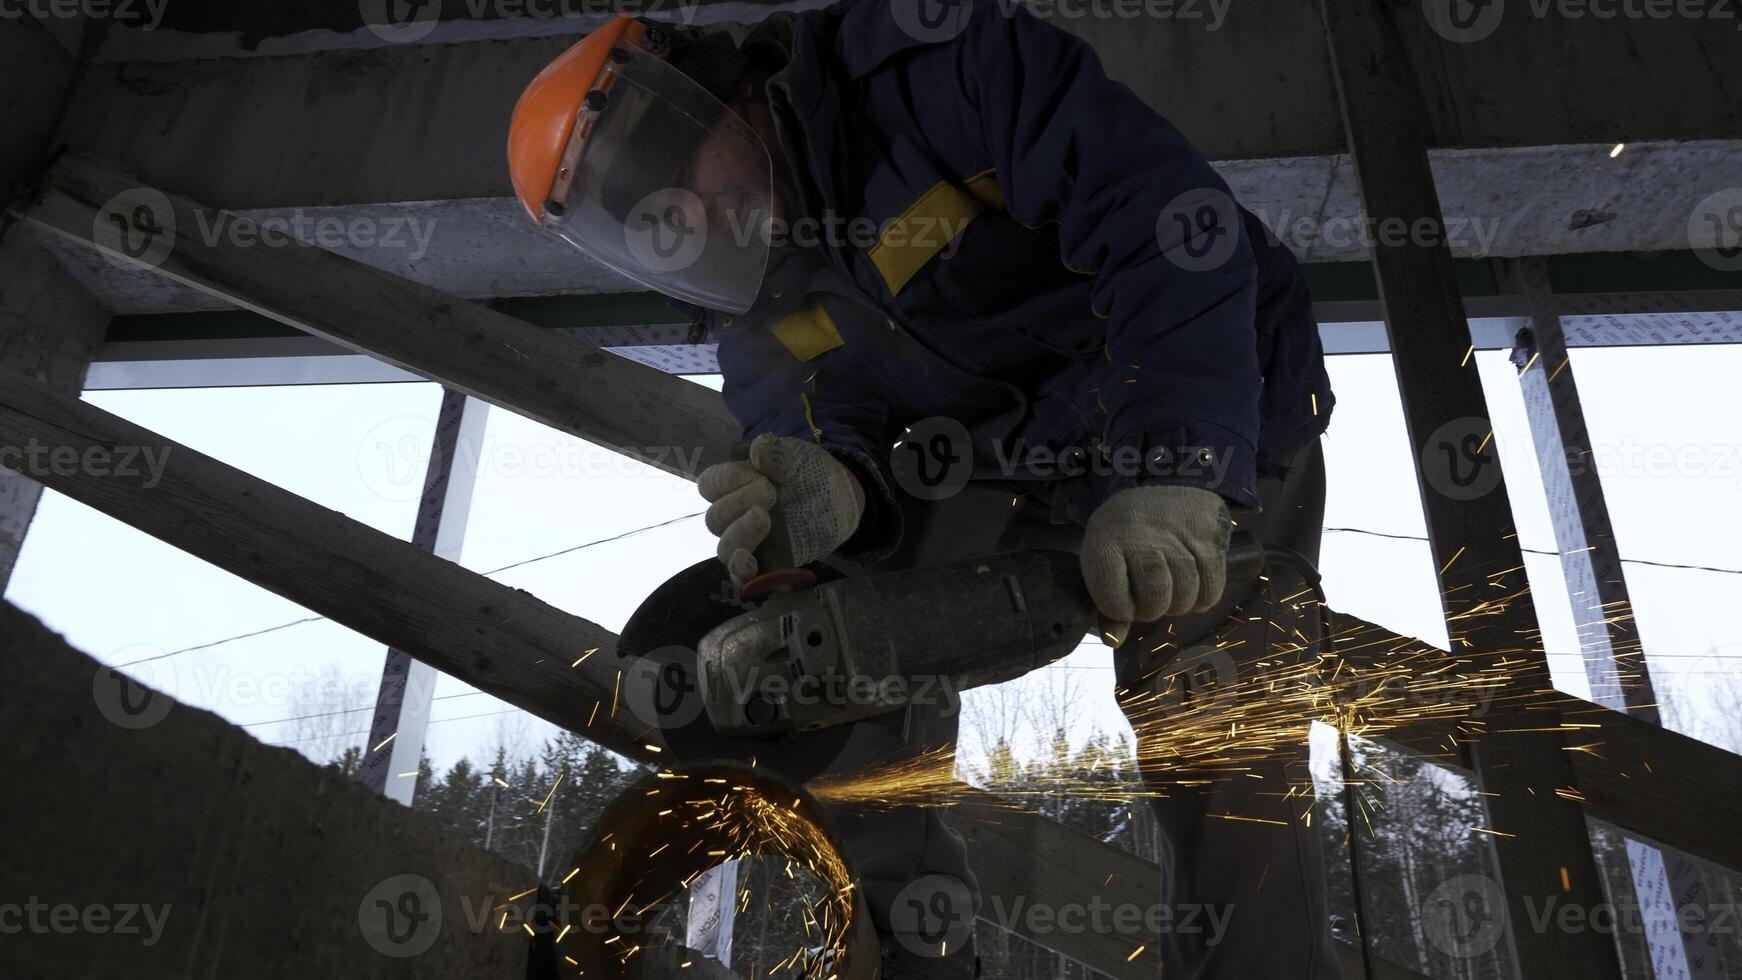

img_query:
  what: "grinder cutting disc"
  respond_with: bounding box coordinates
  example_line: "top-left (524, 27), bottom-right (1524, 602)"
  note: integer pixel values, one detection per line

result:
top-left (616, 556), bottom-right (856, 783)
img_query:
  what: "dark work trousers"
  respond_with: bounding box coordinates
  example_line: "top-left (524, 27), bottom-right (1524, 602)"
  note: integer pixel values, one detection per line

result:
top-left (786, 442), bottom-right (1339, 978)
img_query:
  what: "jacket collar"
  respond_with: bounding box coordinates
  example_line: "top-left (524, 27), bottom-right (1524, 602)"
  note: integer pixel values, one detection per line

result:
top-left (833, 0), bottom-right (969, 78)
top-left (666, 2), bottom-right (876, 326)
top-left (764, 7), bottom-right (855, 245)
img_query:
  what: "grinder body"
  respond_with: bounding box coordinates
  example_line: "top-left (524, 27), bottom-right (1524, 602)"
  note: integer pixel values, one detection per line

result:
top-left (697, 535), bottom-right (1263, 738)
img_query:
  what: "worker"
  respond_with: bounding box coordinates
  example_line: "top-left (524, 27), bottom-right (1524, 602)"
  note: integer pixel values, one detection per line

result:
top-left (507, 1), bottom-right (1337, 976)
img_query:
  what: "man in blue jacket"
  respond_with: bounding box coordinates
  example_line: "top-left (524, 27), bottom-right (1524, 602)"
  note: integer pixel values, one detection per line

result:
top-left (509, 1), bottom-right (1337, 975)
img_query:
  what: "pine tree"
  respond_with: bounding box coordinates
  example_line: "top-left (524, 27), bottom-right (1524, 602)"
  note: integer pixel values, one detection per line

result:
top-left (326, 745), bottom-right (365, 781)
top-left (424, 757), bottom-right (488, 845)
top-left (408, 751), bottom-right (434, 809)
top-left (539, 733), bottom-right (633, 879)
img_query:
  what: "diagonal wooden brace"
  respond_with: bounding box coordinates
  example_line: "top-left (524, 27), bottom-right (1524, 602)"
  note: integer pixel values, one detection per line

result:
top-left (7, 153), bottom-right (742, 481)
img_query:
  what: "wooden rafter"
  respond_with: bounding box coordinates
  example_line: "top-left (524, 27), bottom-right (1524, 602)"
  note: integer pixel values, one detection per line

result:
top-left (1320, 0), bottom-right (1630, 975)
top-left (0, 363), bottom-right (656, 762)
top-left (9, 154), bottom-right (742, 481)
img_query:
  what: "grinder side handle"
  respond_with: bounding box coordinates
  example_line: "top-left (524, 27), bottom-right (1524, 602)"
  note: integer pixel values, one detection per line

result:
top-left (1226, 526), bottom-right (1265, 588)
top-left (721, 440), bottom-right (820, 602)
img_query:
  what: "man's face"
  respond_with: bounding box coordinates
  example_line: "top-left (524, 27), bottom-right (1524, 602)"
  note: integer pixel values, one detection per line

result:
top-left (686, 115), bottom-right (778, 230)
top-left (680, 92), bottom-right (787, 233)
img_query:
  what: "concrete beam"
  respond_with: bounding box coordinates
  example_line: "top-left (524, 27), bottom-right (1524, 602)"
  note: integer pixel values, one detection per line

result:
top-left (75, 284), bottom-right (1742, 390)
top-left (62, 0), bottom-right (1742, 152)
top-left (0, 230), bottom-right (109, 590)
top-left (81, 0), bottom-right (821, 62)
top-left (38, 2), bottom-right (1742, 314)
top-left (0, 599), bottom-right (538, 977)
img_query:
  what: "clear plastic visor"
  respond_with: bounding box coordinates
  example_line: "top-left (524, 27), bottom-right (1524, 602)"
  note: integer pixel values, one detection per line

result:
top-left (543, 45), bottom-right (774, 314)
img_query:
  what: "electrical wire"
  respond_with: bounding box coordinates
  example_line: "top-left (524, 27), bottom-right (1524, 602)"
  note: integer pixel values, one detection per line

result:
top-left (109, 509), bottom-right (704, 669)
top-left (1324, 526), bottom-right (1742, 576)
top-left (114, 616), bottom-right (328, 667)
top-left (475, 509), bottom-right (703, 577)
top-left (238, 689), bottom-right (486, 728)
top-left (275, 707), bottom-right (527, 746)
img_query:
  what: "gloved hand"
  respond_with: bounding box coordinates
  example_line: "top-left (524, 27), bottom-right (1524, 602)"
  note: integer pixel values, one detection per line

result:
top-left (1081, 484), bottom-right (1232, 646)
top-left (698, 433), bottom-right (865, 588)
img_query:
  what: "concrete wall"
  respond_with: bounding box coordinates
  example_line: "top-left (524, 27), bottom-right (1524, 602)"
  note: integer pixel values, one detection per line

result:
top-left (0, 600), bottom-right (537, 978)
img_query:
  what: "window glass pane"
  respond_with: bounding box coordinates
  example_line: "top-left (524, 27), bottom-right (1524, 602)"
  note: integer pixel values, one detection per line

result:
top-left (1469, 342), bottom-right (1742, 748)
top-left (1471, 348), bottom-right (1598, 701)
top-left (1565, 346), bottom-right (1742, 752)
top-left (1320, 353), bottom-right (1448, 648)
top-left (1318, 347), bottom-right (1668, 706)
top-left (1325, 736), bottom-right (1523, 980)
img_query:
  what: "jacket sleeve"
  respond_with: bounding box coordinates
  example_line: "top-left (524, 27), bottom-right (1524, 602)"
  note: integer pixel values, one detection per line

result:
top-left (1247, 208), bottom-right (1336, 477)
top-left (713, 313), bottom-right (907, 563)
top-left (944, 0), bottom-right (1265, 507)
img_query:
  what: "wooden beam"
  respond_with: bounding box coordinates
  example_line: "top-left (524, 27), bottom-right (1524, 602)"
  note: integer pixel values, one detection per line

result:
top-left (1571, 710), bottom-right (1742, 877)
top-left (1328, 611), bottom-right (1742, 876)
top-left (952, 788), bottom-right (1432, 980)
top-left (0, 362), bottom-right (662, 762)
top-left (1318, 2), bottom-right (1624, 975)
top-left (8, 153), bottom-right (741, 481)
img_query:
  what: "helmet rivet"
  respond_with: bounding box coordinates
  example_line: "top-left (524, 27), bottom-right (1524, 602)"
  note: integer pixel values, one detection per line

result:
top-left (583, 90), bottom-right (608, 111)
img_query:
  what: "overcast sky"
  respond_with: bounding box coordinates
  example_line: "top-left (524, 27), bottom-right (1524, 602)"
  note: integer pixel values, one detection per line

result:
top-left (7, 342), bottom-right (1741, 779)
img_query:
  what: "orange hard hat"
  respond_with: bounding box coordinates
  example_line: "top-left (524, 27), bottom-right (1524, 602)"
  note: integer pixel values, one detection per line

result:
top-left (504, 16), bottom-right (774, 313)
top-left (506, 16), bottom-right (647, 225)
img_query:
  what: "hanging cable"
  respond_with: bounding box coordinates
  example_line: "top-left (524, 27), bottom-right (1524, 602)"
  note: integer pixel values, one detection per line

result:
top-left (1324, 526), bottom-right (1742, 575)
top-left (109, 509), bottom-right (704, 668)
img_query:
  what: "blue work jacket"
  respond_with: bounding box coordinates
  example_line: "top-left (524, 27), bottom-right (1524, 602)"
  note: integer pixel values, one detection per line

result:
top-left (673, 0), bottom-right (1334, 561)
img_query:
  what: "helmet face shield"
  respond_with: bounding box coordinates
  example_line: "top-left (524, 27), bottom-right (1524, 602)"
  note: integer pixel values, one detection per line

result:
top-left (543, 45), bottom-right (774, 313)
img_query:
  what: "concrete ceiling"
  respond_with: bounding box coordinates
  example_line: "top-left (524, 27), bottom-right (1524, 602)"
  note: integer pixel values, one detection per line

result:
top-left (83, 0), bottom-right (813, 61)
top-left (17, 0), bottom-right (1742, 315)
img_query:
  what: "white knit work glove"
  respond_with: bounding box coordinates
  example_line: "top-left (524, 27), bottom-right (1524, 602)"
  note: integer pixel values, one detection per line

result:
top-left (698, 433), bottom-right (864, 588)
top-left (1081, 485), bottom-right (1232, 646)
